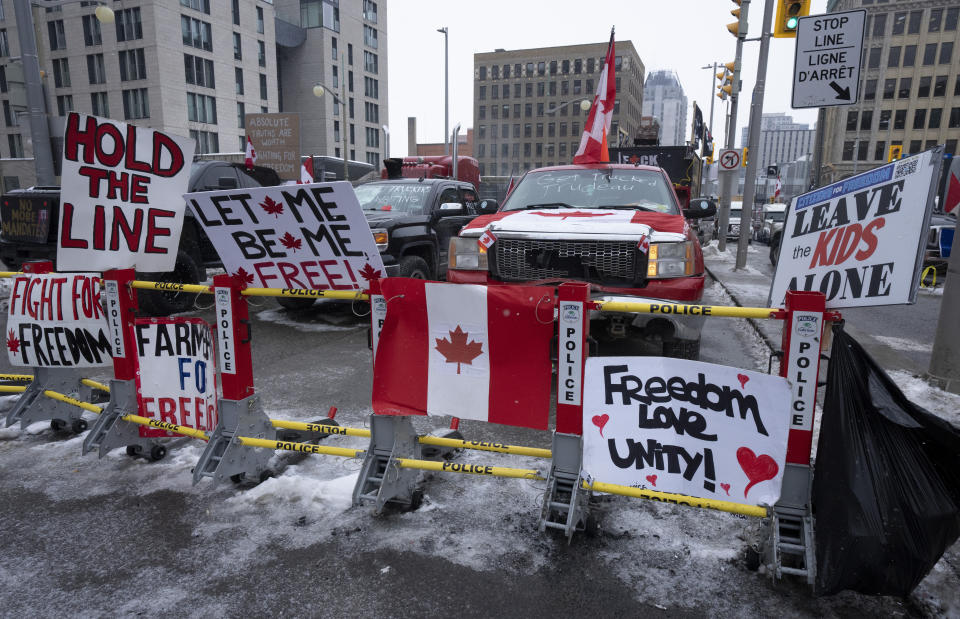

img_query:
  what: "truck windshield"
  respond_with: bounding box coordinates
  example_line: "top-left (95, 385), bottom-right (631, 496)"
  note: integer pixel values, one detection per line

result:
top-left (766, 212), bottom-right (785, 222)
top-left (503, 169), bottom-right (679, 214)
top-left (353, 183), bottom-right (432, 213)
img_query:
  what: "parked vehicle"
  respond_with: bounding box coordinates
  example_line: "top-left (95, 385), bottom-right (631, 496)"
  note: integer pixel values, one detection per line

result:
top-left (447, 164), bottom-right (716, 360)
top-left (308, 156), bottom-right (376, 182)
top-left (0, 161), bottom-right (282, 315)
top-left (276, 177), bottom-right (496, 310)
top-left (756, 203), bottom-right (788, 244)
top-left (925, 212), bottom-right (956, 266)
top-left (725, 201), bottom-right (744, 241)
top-left (382, 156), bottom-right (481, 188)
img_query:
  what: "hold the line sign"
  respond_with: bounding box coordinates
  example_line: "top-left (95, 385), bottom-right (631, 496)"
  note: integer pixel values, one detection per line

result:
top-left (792, 10), bottom-right (865, 109)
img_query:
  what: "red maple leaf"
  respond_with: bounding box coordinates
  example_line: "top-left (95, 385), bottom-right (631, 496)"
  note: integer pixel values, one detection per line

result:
top-left (6, 329), bottom-right (19, 354)
top-left (279, 232), bottom-right (302, 251)
top-left (435, 325), bottom-right (483, 374)
top-left (233, 267), bottom-right (255, 285)
top-left (358, 262), bottom-right (382, 283)
top-left (259, 195), bottom-right (284, 217)
top-left (532, 211), bottom-right (614, 220)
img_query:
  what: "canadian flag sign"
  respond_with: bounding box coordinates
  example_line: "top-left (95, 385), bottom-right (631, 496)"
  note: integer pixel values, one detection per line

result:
top-left (372, 279), bottom-right (555, 430)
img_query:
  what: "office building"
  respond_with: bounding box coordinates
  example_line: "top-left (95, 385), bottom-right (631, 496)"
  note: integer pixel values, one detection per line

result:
top-left (642, 70), bottom-right (686, 146)
top-left (0, 0), bottom-right (387, 190)
top-left (820, 0), bottom-right (960, 182)
top-left (472, 41), bottom-right (645, 177)
top-left (738, 112), bottom-right (815, 197)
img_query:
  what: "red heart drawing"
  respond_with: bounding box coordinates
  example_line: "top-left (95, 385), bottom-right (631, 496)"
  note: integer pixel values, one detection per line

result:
top-left (591, 414), bottom-right (609, 437)
top-left (737, 373), bottom-right (750, 389)
top-left (646, 474), bottom-right (657, 487)
top-left (737, 447), bottom-right (779, 498)
top-left (720, 483), bottom-right (731, 496)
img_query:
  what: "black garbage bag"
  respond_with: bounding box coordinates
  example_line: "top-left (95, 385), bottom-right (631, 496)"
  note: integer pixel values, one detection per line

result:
top-left (812, 324), bottom-right (960, 597)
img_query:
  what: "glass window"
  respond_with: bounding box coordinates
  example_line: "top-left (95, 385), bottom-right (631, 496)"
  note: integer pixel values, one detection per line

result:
top-left (919, 76), bottom-right (931, 96)
top-left (929, 8), bottom-right (943, 32)
top-left (232, 0), bottom-right (240, 25)
top-left (892, 12), bottom-right (906, 34)
top-left (949, 107), bottom-right (960, 128)
top-left (913, 108), bottom-right (926, 129)
top-left (898, 77), bottom-right (911, 98)
top-left (894, 109), bottom-right (906, 130)
top-left (233, 32), bottom-right (242, 60)
top-left (929, 108), bottom-right (942, 129)
top-left (235, 68), bottom-right (244, 95)
top-left (90, 92), bottom-right (109, 117)
top-left (860, 110), bottom-right (873, 131)
top-left (116, 8), bottom-right (143, 41)
top-left (923, 43), bottom-right (937, 65)
top-left (260, 73), bottom-right (267, 100)
top-left (82, 15), bottom-right (101, 46)
top-left (186, 92), bottom-right (217, 124)
top-left (864, 78), bottom-right (877, 100)
top-left (846, 110), bottom-right (858, 131)
top-left (574, 59), bottom-right (582, 74)
top-left (258, 40), bottom-right (266, 67)
top-left (873, 13), bottom-right (886, 36)
top-left (561, 59), bottom-right (569, 73)
top-left (0, 30), bottom-right (8, 57)
top-left (874, 141), bottom-right (886, 161)
top-left (947, 7), bottom-right (960, 31)
top-left (122, 88), bottom-right (150, 120)
top-left (935, 75), bottom-right (948, 97)
top-left (537, 61), bottom-right (545, 75)
top-left (888, 46), bottom-right (900, 67)
top-left (908, 10), bottom-right (922, 34)
top-left (48, 20), bottom-right (66, 50)
top-left (947, 140), bottom-right (958, 156)
top-left (364, 51), bottom-right (378, 74)
top-left (903, 45), bottom-right (916, 66)
top-left (119, 49), bottom-right (147, 81)
top-left (491, 65), bottom-right (499, 80)
top-left (868, 47), bottom-right (882, 69)
top-left (182, 16), bottom-right (212, 51)
top-left (56, 94), bottom-right (73, 116)
top-left (909, 139), bottom-right (921, 153)
top-left (883, 78), bottom-right (895, 99)
top-left (257, 7), bottom-right (264, 33)
top-left (879, 109), bottom-right (891, 130)
top-left (181, 0), bottom-right (210, 13)
top-left (537, 82), bottom-right (544, 96)
top-left (549, 61), bottom-right (557, 75)
top-left (52, 58), bottom-right (70, 88)
top-left (940, 42), bottom-right (953, 65)
top-left (857, 141), bottom-right (869, 161)
top-left (525, 83), bottom-right (532, 97)
top-left (363, 0), bottom-right (377, 23)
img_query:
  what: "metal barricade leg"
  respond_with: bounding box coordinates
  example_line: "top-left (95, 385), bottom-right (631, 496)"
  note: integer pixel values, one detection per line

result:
top-left (193, 394), bottom-right (275, 485)
top-left (5, 367), bottom-right (88, 433)
top-left (353, 415), bottom-right (421, 512)
top-left (539, 432), bottom-right (590, 542)
top-left (82, 378), bottom-right (166, 460)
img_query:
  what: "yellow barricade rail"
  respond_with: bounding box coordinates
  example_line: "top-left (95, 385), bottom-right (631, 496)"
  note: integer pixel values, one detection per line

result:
top-left (239, 436), bottom-right (365, 458)
top-left (583, 480), bottom-right (769, 518)
top-left (271, 419), bottom-right (371, 438)
top-left (395, 457), bottom-right (544, 480)
top-left (418, 435), bottom-right (552, 459)
top-left (0, 374), bottom-right (34, 382)
top-left (43, 390), bottom-right (104, 415)
top-left (0, 271), bottom-right (22, 278)
top-left (595, 300), bottom-right (780, 320)
top-left (129, 279), bottom-right (370, 301)
top-left (81, 379), bottom-right (111, 393)
top-left (0, 385), bottom-right (27, 394)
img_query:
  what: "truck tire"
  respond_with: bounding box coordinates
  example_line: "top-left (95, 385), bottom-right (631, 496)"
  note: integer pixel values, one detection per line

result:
top-left (277, 297), bottom-right (316, 311)
top-left (137, 250), bottom-right (202, 316)
top-left (663, 338), bottom-right (700, 360)
top-left (770, 233), bottom-right (781, 266)
top-left (399, 255), bottom-right (430, 280)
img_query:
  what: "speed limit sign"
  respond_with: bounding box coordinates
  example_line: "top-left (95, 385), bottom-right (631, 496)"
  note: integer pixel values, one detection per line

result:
top-left (718, 149), bottom-right (742, 171)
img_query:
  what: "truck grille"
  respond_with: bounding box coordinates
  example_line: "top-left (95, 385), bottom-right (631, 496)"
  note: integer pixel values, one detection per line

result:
top-left (492, 238), bottom-right (641, 284)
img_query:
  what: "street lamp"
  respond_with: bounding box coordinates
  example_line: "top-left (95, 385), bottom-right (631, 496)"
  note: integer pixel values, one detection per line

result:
top-left (13, 0), bottom-right (114, 186)
top-left (437, 27), bottom-right (448, 155)
top-left (313, 53), bottom-right (348, 181)
top-left (545, 99), bottom-right (592, 115)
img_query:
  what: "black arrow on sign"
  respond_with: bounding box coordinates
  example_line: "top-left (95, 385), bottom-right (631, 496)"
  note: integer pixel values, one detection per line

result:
top-left (829, 81), bottom-right (851, 101)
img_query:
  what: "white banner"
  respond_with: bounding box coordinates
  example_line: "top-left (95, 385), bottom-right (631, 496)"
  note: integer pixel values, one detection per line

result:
top-left (6, 273), bottom-right (111, 368)
top-left (582, 356), bottom-right (792, 507)
top-left (58, 113), bottom-right (195, 272)
top-left (134, 318), bottom-right (217, 438)
top-left (769, 149), bottom-right (940, 308)
top-left (185, 182), bottom-right (385, 291)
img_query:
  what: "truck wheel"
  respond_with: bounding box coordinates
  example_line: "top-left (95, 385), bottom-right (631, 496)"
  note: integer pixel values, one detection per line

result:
top-left (277, 297), bottom-right (316, 311)
top-left (663, 338), bottom-right (700, 360)
top-left (399, 256), bottom-right (430, 280)
top-left (137, 250), bottom-right (202, 316)
top-left (770, 234), bottom-right (781, 266)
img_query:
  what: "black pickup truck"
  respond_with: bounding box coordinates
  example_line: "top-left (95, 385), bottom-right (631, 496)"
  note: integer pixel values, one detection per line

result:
top-left (275, 177), bottom-right (497, 310)
top-left (0, 161), bottom-right (281, 315)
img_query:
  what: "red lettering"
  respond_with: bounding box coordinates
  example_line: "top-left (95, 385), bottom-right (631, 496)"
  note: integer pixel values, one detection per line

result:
top-left (71, 277), bottom-right (82, 320)
top-left (39, 278), bottom-right (53, 321)
top-left (110, 206), bottom-right (144, 252)
top-left (91, 279), bottom-right (103, 319)
top-left (129, 174), bottom-right (150, 204)
top-left (278, 262), bottom-right (308, 289)
top-left (253, 261), bottom-right (279, 287)
top-left (179, 397), bottom-right (192, 428)
top-left (25, 277), bottom-right (39, 319)
top-left (10, 277), bottom-right (25, 316)
top-left (144, 208), bottom-right (175, 254)
top-left (342, 260), bottom-right (360, 287)
top-left (96, 122), bottom-right (124, 167)
top-left (194, 397), bottom-right (205, 430)
top-left (93, 204), bottom-right (106, 251)
top-left (59, 203), bottom-right (89, 249)
top-left (152, 131), bottom-right (185, 178)
top-left (809, 227), bottom-right (839, 268)
top-left (142, 397), bottom-right (156, 419)
top-left (78, 166), bottom-right (109, 198)
top-left (124, 124), bottom-right (153, 174)
top-left (855, 218), bottom-right (885, 260)
top-left (301, 261), bottom-right (328, 290)
top-left (318, 260), bottom-right (350, 289)
top-left (52, 277), bottom-right (66, 321)
top-left (106, 170), bottom-right (129, 201)
top-left (158, 398), bottom-right (177, 424)
top-left (63, 113), bottom-right (98, 164)
top-left (833, 224), bottom-right (862, 265)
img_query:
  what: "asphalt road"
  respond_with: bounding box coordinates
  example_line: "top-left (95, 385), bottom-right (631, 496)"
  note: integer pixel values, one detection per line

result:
top-left (0, 279), bottom-right (950, 617)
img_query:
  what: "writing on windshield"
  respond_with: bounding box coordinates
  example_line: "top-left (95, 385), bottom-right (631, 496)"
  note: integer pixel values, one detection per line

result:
top-left (354, 183), bottom-right (431, 212)
top-left (505, 169), bottom-right (678, 213)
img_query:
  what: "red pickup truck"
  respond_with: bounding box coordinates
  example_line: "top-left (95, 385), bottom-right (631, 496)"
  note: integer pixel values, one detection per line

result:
top-left (446, 163), bottom-right (716, 359)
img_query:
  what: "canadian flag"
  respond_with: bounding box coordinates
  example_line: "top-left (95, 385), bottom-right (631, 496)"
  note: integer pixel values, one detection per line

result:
top-left (573, 29), bottom-right (616, 164)
top-left (477, 229), bottom-right (497, 250)
top-left (244, 137), bottom-right (257, 170)
top-left (637, 234), bottom-right (650, 254)
top-left (372, 279), bottom-right (555, 430)
top-left (774, 175), bottom-right (782, 199)
top-left (299, 158), bottom-right (314, 184)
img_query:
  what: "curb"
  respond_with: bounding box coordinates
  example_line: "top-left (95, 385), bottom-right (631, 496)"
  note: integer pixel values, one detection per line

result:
top-left (704, 263), bottom-right (780, 356)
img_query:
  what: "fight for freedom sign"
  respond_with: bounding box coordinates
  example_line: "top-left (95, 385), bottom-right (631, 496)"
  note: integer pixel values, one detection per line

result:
top-left (582, 357), bottom-right (792, 507)
top-left (6, 273), bottom-right (111, 368)
top-left (185, 182), bottom-right (385, 291)
top-left (769, 149), bottom-right (940, 309)
top-left (134, 318), bottom-right (217, 438)
top-left (59, 113), bottom-right (195, 272)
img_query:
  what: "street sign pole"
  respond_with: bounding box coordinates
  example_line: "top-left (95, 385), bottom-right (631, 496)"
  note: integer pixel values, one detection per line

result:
top-left (736, 0), bottom-right (775, 270)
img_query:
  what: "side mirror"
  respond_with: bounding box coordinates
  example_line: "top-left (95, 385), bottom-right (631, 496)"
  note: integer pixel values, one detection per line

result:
top-left (438, 202), bottom-right (465, 216)
top-left (218, 176), bottom-right (239, 189)
top-left (683, 198), bottom-right (717, 219)
top-left (478, 199), bottom-right (499, 214)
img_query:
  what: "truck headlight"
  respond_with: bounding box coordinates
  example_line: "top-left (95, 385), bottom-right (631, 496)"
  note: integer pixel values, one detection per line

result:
top-left (371, 228), bottom-right (388, 251)
top-left (647, 241), bottom-right (694, 278)
top-left (449, 236), bottom-right (489, 271)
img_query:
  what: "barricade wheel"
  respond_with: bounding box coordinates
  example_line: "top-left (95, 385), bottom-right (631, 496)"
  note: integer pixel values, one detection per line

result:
top-left (230, 473), bottom-right (246, 484)
top-left (409, 488), bottom-right (424, 511)
top-left (50, 419), bottom-right (67, 432)
top-left (259, 469), bottom-right (275, 484)
top-left (745, 546), bottom-right (762, 572)
top-left (584, 513), bottom-right (602, 538)
top-left (149, 445), bottom-right (167, 462)
top-left (71, 418), bottom-right (88, 434)
top-left (126, 445), bottom-right (141, 458)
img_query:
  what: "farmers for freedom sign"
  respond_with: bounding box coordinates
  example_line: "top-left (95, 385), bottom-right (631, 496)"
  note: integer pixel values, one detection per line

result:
top-left (582, 357), bottom-right (792, 507)
top-left (185, 182), bottom-right (384, 291)
top-left (769, 149), bottom-right (940, 308)
top-left (6, 273), bottom-right (111, 368)
top-left (58, 113), bottom-right (195, 272)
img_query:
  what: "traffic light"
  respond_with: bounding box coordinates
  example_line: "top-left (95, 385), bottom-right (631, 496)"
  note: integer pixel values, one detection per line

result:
top-left (727, 0), bottom-right (749, 38)
top-left (742, 147), bottom-right (749, 167)
top-left (706, 148), bottom-right (715, 165)
top-left (773, 0), bottom-right (811, 38)
top-left (766, 165), bottom-right (779, 178)
top-left (716, 65), bottom-right (734, 100)
top-left (717, 83), bottom-right (733, 100)
top-left (888, 144), bottom-right (903, 162)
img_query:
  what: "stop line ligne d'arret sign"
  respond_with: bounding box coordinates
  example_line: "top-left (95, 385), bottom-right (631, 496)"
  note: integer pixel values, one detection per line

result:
top-left (793, 10), bottom-right (866, 109)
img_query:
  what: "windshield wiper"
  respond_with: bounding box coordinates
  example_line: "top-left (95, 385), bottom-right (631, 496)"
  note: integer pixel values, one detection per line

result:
top-left (521, 202), bottom-right (577, 210)
top-left (597, 204), bottom-right (659, 212)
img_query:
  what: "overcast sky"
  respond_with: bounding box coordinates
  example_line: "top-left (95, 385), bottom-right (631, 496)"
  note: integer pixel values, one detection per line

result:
top-left (385, 0), bottom-right (828, 157)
